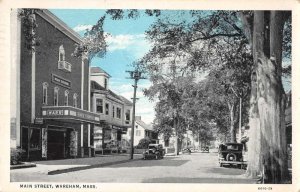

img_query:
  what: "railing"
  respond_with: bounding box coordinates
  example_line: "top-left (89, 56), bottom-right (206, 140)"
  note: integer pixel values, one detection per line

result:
top-left (58, 60), bottom-right (72, 72)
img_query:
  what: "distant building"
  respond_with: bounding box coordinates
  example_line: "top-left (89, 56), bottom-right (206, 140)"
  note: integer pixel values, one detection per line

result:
top-left (90, 67), bottom-right (133, 153)
top-left (124, 116), bottom-right (159, 146)
top-left (10, 9), bottom-right (99, 160)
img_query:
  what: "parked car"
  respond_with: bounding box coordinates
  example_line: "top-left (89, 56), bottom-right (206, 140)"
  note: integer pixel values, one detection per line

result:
top-left (201, 146), bottom-right (209, 153)
top-left (218, 143), bottom-right (247, 169)
top-left (182, 148), bottom-right (192, 154)
top-left (143, 144), bottom-right (165, 160)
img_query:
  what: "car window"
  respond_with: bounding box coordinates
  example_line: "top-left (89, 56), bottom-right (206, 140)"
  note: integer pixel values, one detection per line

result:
top-left (227, 145), bottom-right (239, 150)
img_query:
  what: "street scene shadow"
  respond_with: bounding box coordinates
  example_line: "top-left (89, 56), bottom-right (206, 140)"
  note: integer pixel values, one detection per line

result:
top-left (202, 167), bottom-right (246, 176)
top-left (142, 177), bottom-right (255, 183)
top-left (107, 159), bottom-right (189, 168)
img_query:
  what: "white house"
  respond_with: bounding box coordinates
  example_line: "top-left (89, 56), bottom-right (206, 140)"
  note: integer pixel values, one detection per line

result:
top-left (123, 116), bottom-right (158, 146)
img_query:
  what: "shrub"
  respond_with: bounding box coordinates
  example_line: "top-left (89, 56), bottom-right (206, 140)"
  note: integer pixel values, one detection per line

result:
top-left (10, 148), bottom-right (25, 165)
top-left (137, 137), bottom-right (151, 149)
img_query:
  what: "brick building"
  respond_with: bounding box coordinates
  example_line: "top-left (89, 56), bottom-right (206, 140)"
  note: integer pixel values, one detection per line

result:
top-left (10, 9), bottom-right (99, 160)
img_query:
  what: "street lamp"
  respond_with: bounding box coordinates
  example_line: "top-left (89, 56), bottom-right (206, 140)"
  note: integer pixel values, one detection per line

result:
top-left (126, 69), bottom-right (146, 159)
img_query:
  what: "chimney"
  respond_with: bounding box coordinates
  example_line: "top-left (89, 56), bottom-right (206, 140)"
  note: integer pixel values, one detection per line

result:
top-left (135, 116), bottom-right (141, 121)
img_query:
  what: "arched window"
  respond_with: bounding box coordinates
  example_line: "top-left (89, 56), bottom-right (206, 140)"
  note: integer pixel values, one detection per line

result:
top-left (42, 82), bottom-right (48, 105)
top-left (54, 87), bottom-right (59, 106)
top-left (64, 90), bottom-right (69, 106)
top-left (73, 93), bottom-right (78, 108)
top-left (59, 45), bottom-right (65, 61)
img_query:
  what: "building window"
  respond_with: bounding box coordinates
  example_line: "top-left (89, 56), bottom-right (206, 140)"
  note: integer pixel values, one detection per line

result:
top-left (112, 106), bottom-right (115, 118)
top-left (73, 93), bottom-right (78, 108)
top-left (105, 103), bottom-right (109, 115)
top-left (42, 82), bottom-right (48, 105)
top-left (165, 139), bottom-right (169, 147)
top-left (59, 45), bottom-right (65, 61)
top-left (54, 87), bottom-right (59, 106)
top-left (64, 90), bottom-right (69, 106)
top-left (136, 130), bottom-right (141, 136)
top-left (117, 107), bottom-right (121, 119)
top-left (104, 78), bottom-right (107, 89)
top-left (96, 99), bottom-right (103, 113)
top-left (125, 110), bottom-right (130, 122)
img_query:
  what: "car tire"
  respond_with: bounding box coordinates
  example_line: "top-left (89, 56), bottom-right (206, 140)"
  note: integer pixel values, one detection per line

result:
top-left (220, 163), bottom-right (223, 167)
top-left (226, 153), bottom-right (237, 161)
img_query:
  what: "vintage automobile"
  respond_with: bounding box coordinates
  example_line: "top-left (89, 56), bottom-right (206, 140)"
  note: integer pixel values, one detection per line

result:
top-left (182, 148), bottom-right (192, 154)
top-left (201, 146), bottom-right (209, 153)
top-left (143, 144), bottom-right (165, 160)
top-left (218, 143), bottom-right (247, 169)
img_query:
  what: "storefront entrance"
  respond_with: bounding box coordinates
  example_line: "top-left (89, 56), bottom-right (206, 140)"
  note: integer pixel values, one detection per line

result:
top-left (47, 129), bottom-right (66, 160)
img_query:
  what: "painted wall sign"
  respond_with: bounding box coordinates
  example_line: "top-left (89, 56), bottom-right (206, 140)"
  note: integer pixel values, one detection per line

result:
top-left (51, 74), bottom-right (71, 89)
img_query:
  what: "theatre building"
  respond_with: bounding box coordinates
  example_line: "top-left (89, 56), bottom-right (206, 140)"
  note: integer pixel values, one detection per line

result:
top-left (10, 9), bottom-right (99, 160)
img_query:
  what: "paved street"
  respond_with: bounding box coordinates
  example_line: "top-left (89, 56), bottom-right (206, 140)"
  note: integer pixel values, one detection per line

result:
top-left (11, 152), bottom-right (256, 183)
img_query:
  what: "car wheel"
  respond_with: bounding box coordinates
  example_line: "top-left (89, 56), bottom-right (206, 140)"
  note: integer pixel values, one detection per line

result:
top-left (226, 153), bottom-right (237, 161)
top-left (220, 163), bottom-right (223, 167)
top-left (155, 155), bottom-right (158, 160)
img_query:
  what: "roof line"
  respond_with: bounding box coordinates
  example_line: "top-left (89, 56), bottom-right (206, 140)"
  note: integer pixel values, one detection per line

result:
top-left (36, 9), bottom-right (82, 44)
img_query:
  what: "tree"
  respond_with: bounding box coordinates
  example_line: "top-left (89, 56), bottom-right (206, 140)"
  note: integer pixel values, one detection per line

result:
top-left (239, 11), bottom-right (291, 183)
top-left (141, 10), bottom-right (291, 183)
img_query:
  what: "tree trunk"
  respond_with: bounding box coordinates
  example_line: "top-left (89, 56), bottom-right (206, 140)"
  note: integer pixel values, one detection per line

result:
top-left (174, 117), bottom-right (179, 155)
top-left (246, 11), bottom-right (289, 183)
top-left (228, 102), bottom-right (237, 143)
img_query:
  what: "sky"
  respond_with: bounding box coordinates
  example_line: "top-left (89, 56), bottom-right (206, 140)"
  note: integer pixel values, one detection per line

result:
top-left (50, 9), bottom-right (157, 124)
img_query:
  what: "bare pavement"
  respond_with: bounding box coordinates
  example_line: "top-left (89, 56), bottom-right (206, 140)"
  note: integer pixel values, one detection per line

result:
top-left (10, 151), bottom-right (256, 183)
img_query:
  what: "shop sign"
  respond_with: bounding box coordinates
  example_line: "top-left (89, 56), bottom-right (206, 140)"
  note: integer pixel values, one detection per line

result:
top-left (52, 74), bottom-right (71, 89)
top-left (47, 110), bottom-right (64, 116)
top-left (42, 106), bottom-right (100, 124)
top-left (34, 118), bottom-right (44, 124)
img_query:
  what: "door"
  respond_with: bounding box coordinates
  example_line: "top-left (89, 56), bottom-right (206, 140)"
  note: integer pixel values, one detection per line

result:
top-left (47, 130), bottom-right (65, 159)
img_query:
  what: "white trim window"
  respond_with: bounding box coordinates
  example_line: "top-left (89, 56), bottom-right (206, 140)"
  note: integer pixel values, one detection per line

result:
top-left (116, 107), bottom-right (121, 119)
top-left (59, 45), bottom-right (65, 61)
top-left (112, 106), bottom-right (115, 118)
top-left (105, 103), bottom-right (109, 115)
top-left (104, 78), bottom-right (108, 89)
top-left (54, 87), bottom-right (59, 106)
top-left (42, 82), bottom-right (48, 105)
top-left (64, 90), bottom-right (69, 106)
top-left (96, 98), bottom-right (103, 113)
top-left (73, 93), bottom-right (78, 108)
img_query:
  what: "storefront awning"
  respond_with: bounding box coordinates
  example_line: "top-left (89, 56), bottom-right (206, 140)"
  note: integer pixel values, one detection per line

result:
top-left (41, 106), bottom-right (100, 124)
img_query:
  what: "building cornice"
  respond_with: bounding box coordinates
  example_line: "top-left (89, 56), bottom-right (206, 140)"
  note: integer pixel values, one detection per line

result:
top-left (36, 9), bottom-right (82, 44)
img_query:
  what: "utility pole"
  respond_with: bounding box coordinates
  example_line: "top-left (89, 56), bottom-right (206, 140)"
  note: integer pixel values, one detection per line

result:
top-left (126, 69), bottom-right (146, 159)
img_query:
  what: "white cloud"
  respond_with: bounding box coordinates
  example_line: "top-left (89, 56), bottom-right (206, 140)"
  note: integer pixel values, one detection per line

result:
top-left (105, 34), bottom-right (151, 59)
top-left (73, 24), bottom-right (93, 32)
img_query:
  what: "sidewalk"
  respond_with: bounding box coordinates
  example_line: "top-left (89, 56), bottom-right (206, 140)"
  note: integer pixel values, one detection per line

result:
top-left (31, 154), bottom-right (142, 175)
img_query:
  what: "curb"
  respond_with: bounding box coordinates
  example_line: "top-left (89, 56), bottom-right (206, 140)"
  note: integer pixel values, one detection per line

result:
top-left (10, 162), bottom-right (36, 170)
top-left (48, 158), bottom-right (141, 175)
